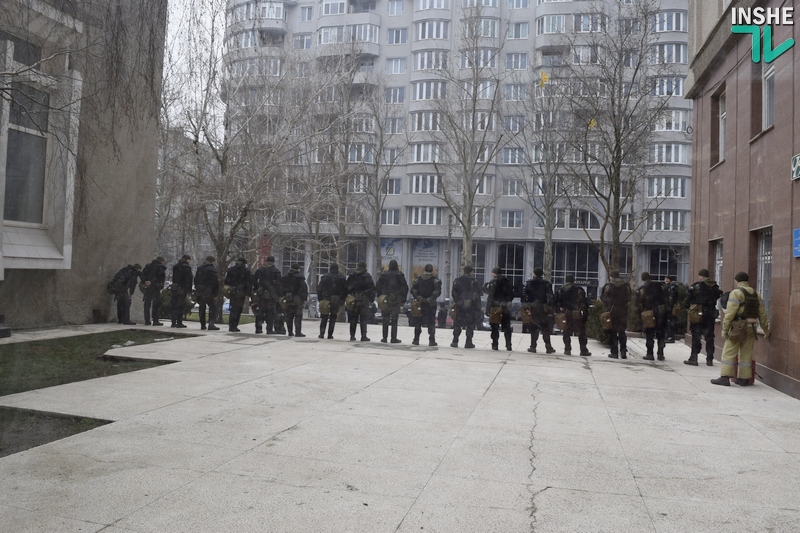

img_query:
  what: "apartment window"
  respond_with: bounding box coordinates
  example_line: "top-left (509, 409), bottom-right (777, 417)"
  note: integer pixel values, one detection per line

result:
top-left (413, 50), bottom-right (449, 70)
top-left (508, 22), bottom-right (528, 39)
top-left (535, 207), bottom-right (566, 227)
top-left (383, 147), bottom-right (404, 165)
top-left (4, 83), bottom-right (49, 224)
top-left (502, 147), bottom-right (525, 164)
top-left (647, 177), bottom-right (686, 198)
top-left (762, 62), bottom-right (775, 130)
top-left (501, 210), bottom-right (524, 228)
top-left (381, 209), bottom-right (401, 225)
top-left (713, 240), bottom-right (724, 285)
top-left (506, 53), bottom-right (527, 70)
top-left (300, 6), bottom-right (313, 20)
top-left (573, 45), bottom-right (599, 64)
top-left (504, 115), bottom-right (524, 132)
top-left (412, 81), bottom-right (446, 100)
top-left (410, 143), bottom-right (441, 162)
top-left (569, 209), bottom-right (600, 230)
top-left (464, 80), bottom-right (496, 99)
top-left (318, 26), bottom-right (344, 44)
top-left (322, 0), bottom-right (345, 15)
top-left (651, 43), bottom-right (688, 64)
top-left (350, 115), bottom-right (374, 133)
top-left (646, 210), bottom-right (689, 231)
top-left (469, 206), bottom-right (492, 227)
top-left (467, 111), bottom-right (495, 131)
top-left (474, 175), bottom-right (493, 194)
top-left (348, 144), bottom-right (374, 163)
top-left (618, 18), bottom-right (640, 35)
top-left (464, 19), bottom-right (498, 38)
top-left (541, 51), bottom-right (566, 66)
top-left (293, 33), bottom-right (312, 49)
top-left (415, 20), bottom-right (450, 40)
top-left (461, 48), bottom-right (497, 69)
top-left (388, 28), bottom-right (408, 44)
top-left (503, 179), bottom-right (522, 196)
top-left (348, 174), bottom-right (369, 193)
top-left (416, 0), bottom-right (450, 10)
top-left (504, 83), bottom-right (526, 100)
top-left (389, 0), bottom-right (403, 15)
top-left (574, 13), bottom-right (606, 33)
top-left (411, 111), bottom-right (441, 131)
top-left (655, 110), bottom-right (689, 131)
top-left (622, 50), bottom-right (640, 68)
top-left (756, 228), bottom-right (772, 314)
top-left (651, 76), bottom-right (685, 97)
top-left (411, 174), bottom-right (440, 193)
top-left (382, 178), bottom-right (402, 195)
top-left (472, 242), bottom-right (487, 284)
top-left (386, 57), bottom-right (407, 74)
top-left (652, 11), bottom-right (687, 32)
top-left (386, 117), bottom-right (404, 134)
top-left (536, 15), bottom-right (565, 35)
top-left (385, 86), bottom-right (406, 103)
top-left (620, 214), bottom-right (634, 231)
top-left (349, 24), bottom-right (380, 43)
top-left (649, 248), bottom-right (677, 282)
top-left (508, 0), bottom-right (528, 8)
top-left (408, 206), bottom-right (443, 225)
top-left (286, 209), bottom-right (304, 223)
top-left (498, 243), bottom-right (525, 296)
top-left (650, 143), bottom-right (688, 164)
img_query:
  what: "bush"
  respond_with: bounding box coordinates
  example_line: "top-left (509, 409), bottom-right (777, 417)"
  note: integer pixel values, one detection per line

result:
top-left (586, 300), bottom-right (610, 344)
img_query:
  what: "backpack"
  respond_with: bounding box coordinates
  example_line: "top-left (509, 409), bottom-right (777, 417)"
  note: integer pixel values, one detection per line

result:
top-left (740, 288), bottom-right (760, 320)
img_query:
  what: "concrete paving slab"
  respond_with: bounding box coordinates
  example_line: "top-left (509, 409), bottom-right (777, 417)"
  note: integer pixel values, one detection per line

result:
top-left (396, 503), bottom-right (532, 533)
top-left (644, 498), bottom-right (800, 533)
top-left (434, 426), bottom-right (533, 485)
top-left (531, 488), bottom-right (655, 532)
top-left (0, 505), bottom-right (106, 533)
top-left (202, 375), bottom-right (356, 410)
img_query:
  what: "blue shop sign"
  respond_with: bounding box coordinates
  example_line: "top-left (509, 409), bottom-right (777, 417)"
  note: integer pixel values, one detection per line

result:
top-left (794, 228), bottom-right (800, 258)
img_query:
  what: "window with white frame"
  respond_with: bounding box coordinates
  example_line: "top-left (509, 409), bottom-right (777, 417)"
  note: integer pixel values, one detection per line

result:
top-left (414, 20), bottom-right (449, 40)
top-left (408, 206), bottom-right (443, 225)
top-left (286, 208), bottom-right (304, 223)
top-left (385, 86), bottom-right (406, 103)
top-left (348, 24), bottom-right (379, 43)
top-left (506, 52), bottom-right (527, 70)
top-left (410, 111), bottom-right (441, 131)
top-left (762, 62), bottom-right (775, 130)
top-left (541, 51), bottom-right (566, 66)
top-left (412, 81), bottom-right (446, 100)
top-left (473, 206), bottom-right (494, 227)
top-left (410, 174), bottom-right (440, 193)
top-left (655, 110), bottom-right (689, 131)
top-left (416, 0), bottom-right (449, 10)
top-left (646, 210), bottom-right (688, 231)
top-left (569, 209), bottom-right (600, 229)
top-left (651, 76), bottom-right (684, 96)
top-left (300, 5), bottom-right (313, 20)
top-left (474, 175), bottom-right (493, 194)
top-left (536, 15), bottom-right (565, 35)
top-left (508, 0), bottom-right (528, 8)
top-left (386, 57), bottom-right (407, 74)
top-left (386, 117), bottom-right (404, 134)
top-left (757, 228), bottom-right (772, 313)
top-left (464, 18), bottom-right (497, 38)
top-left (383, 147), bottom-right (404, 165)
top-left (502, 146), bottom-right (525, 164)
top-left (652, 11), bottom-right (687, 32)
top-left (348, 144), bottom-right (374, 163)
top-left (410, 143), bottom-right (441, 162)
top-left (618, 18), bottom-right (640, 35)
top-left (388, 28), bottom-right (407, 44)
top-left (620, 213), bottom-right (634, 231)
top-left (713, 240), bottom-right (723, 284)
top-left (504, 115), bottom-right (524, 132)
top-left (465, 80), bottom-right (496, 99)
top-left (322, 0), bottom-right (345, 15)
top-left (574, 13), bottom-right (606, 32)
top-left (501, 210), bottom-right (524, 228)
top-left (465, 111), bottom-right (495, 131)
top-left (464, 0), bottom-right (497, 6)
top-left (381, 209), bottom-right (401, 225)
top-left (573, 45), bottom-right (599, 64)
top-left (293, 33), bottom-right (312, 49)
top-left (649, 248), bottom-right (677, 282)
top-left (647, 176), bottom-right (686, 198)
top-left (413, 50), bottom-right (449, 70)
top-left (389, 0), bottom-right (403, 15)
top-left (461, 48), bottom-right (497, 68)
top-left (318, 26), bottom-right (344, 44)
top-left (503, 179), bottom-right (522, 196)
top-left (504, 83), bottom-right (526, 100)
top-left (507, 21), bottom-right (528, 39)
top-left (651, 43), bottom-right (688, 64)
top-left (348, 174), bottom-right (370, 193)
top-left (383, 178), bottom-right (402, 195)
top-left (359, 58), bottom-right (375, 73)
top-left (622, 50), bottom-right (640, 67)
top-left (350, 115), bottom-right (373, 132)
top-left (534, 208), bottom-right (566, 228)
top-left (650, 143), bottom-right (688, 164)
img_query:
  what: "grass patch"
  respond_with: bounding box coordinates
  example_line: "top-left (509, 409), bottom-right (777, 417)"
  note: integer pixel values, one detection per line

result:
top-left (185, 312), bottom-right (255, 325)
top-left (0, 406), bottom-right (111, 458)
top-left (0, 330), bottom-right (186, 397)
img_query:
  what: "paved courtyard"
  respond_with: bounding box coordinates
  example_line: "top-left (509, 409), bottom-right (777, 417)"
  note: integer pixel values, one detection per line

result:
top-left (1, 323), bottom-right (799, 532)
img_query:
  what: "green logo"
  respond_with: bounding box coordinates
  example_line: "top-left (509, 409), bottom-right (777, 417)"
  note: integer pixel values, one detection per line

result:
top-left (732, 25), bottom-right (795, 63)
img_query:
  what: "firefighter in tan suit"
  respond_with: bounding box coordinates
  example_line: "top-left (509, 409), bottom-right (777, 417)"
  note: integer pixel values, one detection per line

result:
top-left (711, 272), bottom-right (770, 387)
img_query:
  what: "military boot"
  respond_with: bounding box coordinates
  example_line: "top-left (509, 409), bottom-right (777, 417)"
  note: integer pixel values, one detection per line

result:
top-left (684, 354), bottom-right (699, 366)
top-left (390, 323), bottom-right (401, 343)
top-left (294, 316), bottom-right (305, 337)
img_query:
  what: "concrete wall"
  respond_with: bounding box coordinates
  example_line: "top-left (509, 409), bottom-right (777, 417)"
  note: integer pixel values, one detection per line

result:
top-left (0, 0), bottom-right (168, 328)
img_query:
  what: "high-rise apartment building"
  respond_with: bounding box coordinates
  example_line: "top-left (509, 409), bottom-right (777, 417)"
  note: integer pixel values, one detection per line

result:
top-left (224, 0), bottom-right (691, 297)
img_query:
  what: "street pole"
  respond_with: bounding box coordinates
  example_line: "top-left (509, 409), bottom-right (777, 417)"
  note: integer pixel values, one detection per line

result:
top-left (445, 214), bottom-right (452, 300)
